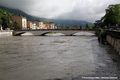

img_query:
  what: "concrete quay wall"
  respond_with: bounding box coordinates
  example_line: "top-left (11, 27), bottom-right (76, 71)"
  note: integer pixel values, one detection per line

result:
top-left (106, 31), bottom-right (120, 54)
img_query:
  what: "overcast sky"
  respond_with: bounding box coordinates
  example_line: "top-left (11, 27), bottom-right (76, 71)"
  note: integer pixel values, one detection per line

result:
top-left (0, 0), bottom-right (120, 22)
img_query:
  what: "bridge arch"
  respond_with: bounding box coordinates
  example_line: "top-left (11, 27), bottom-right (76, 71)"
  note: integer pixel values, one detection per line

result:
top-left (40, 32), bottom-right (64, 36)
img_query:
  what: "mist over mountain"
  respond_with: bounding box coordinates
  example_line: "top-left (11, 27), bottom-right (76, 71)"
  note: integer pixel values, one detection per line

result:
top-left (1, 0), bottom-right (119, 22)
top-left (50, 19), bottom-right (93, 27)
top-left (0, 6), bottom-right (93, 27)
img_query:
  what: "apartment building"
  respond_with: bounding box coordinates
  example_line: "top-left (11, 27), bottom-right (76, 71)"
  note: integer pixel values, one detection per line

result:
top-left (12, 15), bottom-right (27, 30)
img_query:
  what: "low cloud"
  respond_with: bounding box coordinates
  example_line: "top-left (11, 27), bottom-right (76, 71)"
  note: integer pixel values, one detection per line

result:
top-left (0, 0), bottom-right (120, 22)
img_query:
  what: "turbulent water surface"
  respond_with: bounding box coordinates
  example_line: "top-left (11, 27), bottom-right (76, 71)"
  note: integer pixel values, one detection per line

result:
top-left (0, 32), bottom-right (120, 80)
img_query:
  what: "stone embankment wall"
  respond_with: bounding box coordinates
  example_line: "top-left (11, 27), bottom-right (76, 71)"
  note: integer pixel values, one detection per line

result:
top-left (0, 30), bottom-right (13, 36)
top-left (106, 31), bottom-right (120, 54)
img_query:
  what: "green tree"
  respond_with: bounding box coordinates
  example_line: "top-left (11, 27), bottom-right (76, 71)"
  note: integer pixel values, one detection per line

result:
top-left (103, 4), bottom-right (120, 26)
top-left (0, 8), bottom-right (13, 30)
top-left (2, 17), bottom-right (9, 30)
top-left (0, 9), bottom-right (4, 28)
top-left (0, 17), bottom-right (3, 28)
top-left (13, 22), bottom-right (21, 30)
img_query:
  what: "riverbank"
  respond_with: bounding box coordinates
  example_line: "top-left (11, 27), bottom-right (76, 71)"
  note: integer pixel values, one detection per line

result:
top-left (96, 30), bottom-right (120, 55)
top-left (0, 30), bottom-right (13, 37)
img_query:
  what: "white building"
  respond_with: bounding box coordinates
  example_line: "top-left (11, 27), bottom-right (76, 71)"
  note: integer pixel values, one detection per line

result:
top-left (32, 22), bottom-right (37, 29)
top-left (36, 21), bottom-right (44, 29)
top-left (22, 17), bottom-right (27, 29)
top-left (50, 23), bottom-right (55, 29)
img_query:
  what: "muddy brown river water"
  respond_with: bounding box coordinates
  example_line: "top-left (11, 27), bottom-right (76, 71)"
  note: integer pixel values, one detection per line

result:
top-left (0, 34), bottom-right (120, 80)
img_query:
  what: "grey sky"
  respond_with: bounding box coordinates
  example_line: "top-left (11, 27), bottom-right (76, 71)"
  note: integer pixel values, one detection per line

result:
top-left (0, 0), bottom-right (120, 22)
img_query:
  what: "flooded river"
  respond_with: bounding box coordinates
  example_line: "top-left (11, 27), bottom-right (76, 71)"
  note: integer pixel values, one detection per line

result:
top-left (0, 32), bottom-right (120, 80)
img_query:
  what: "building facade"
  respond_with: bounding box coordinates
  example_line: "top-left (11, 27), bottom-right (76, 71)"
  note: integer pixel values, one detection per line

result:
top-left (32, 22), bottom-right (37, 29)
top-left (12, 15), bottom-right (56, 30)
top-left (12, 15), bottom-right (27, 30)
top-left (49, 22), bottom-right (55, 29)
top-left (41, 22), bottom-right (56, 29)
top-left (36, 22), bottom-right (56, 29)
top-left (39, 22), bottom-right (44, 29)
top-left (27, 21), bottom-right (33, 29)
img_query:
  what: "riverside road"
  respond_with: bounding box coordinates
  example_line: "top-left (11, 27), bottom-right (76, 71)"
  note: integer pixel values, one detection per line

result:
top-left (0, 32), bottom-right (120, 80)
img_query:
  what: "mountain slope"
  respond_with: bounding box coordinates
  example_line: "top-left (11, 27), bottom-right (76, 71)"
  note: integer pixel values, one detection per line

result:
top-left (0, 6), bottom-right (93, 27)
top-left (0, 6), bottom-right (46, 21)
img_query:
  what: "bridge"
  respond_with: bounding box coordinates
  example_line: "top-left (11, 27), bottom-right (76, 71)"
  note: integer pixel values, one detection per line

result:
top-left (13, 29), bottom-right (95, 36)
